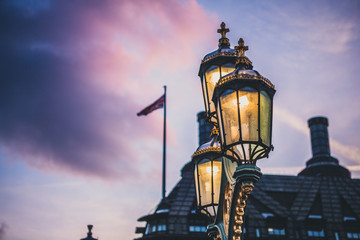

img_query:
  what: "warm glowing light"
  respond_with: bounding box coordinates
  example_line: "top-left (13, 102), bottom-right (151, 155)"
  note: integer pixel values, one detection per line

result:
top-left (211, 72), bottom-right (220, 85)
top-left (232, 95), bottom-right (250, 107)
top-left (206, 166), bottom-right (220, 175)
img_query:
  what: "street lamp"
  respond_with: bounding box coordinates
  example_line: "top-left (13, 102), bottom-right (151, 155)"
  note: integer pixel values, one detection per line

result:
top-left (192, 128), bottom-right (223, 219)
top-left (212, 38), bottom-right (275, 165)
top-left (198, 22), bottom-right (238, 124)
top-left (194, 23), bottom-right (276, 240)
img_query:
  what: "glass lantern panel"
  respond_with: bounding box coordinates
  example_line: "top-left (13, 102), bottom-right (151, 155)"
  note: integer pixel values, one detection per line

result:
top-left (212, 158), bottom-right (222, 207)
top-left (234, 144), bottom-right (248, 161)
top-left (205, 65), bottom-right (220, 114)
top-left (205, 205), bottom-right (218, 217)
top-left (217, 105), bottom-right (224, 143)
top-left (260, 91), bottom-right (271, 146)
top-left (197, 158), bottom-right (222, 212)
top-left (223, 157), bottom-right (238, 184)
top-left (194, 163), bottom-right (200, 206)
top-left (197, 159), bottom-right (212, 207)
top-left (201, 75), bottom-right (209, 113)
top-left (238, 87), bottom-right (259, 141)
top-left (221, 63), bottom-right (235, 77)
top-left (220, 90), bottom-right (239, 145)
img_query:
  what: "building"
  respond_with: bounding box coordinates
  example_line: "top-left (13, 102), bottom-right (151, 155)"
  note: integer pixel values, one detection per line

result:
top-left (134, 114), bottom-right (360, 240)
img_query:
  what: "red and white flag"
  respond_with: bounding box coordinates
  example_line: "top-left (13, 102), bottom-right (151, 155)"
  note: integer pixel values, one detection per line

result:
top-left (137, 94), bottom-right (165, 116)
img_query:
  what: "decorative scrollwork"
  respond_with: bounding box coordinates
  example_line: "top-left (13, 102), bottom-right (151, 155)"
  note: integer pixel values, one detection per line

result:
top-left (223, 181), bottom-right (234, 239)
top-left (216, 73), bottom-right (275, 90)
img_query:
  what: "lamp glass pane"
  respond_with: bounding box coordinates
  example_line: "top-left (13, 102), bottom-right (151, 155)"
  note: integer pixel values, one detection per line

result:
top-left (220, 90), bottom-right (239, 145)
top-left (197, 158), bottom-right (222, 214)
top-left (223, 157), bottom-right (238, 184)
top-left (238, 87), bottom-right (259, 141)
top-left (260, 91), bottom-right (271, 146)
top-left (217, 102), bottom-right (224, 144)
top-left (201, 75), bottom-right (209, 113)
top-left (205, 65), bottom-right (220, 114)
top-left (212, 158), bottom-right (222, 206)
top-left (221, 63), bottom-right (235, 77)
top-left (194, 164), bottom-right (200, 206)
top-left (198, 159), bottom-right (212, 207)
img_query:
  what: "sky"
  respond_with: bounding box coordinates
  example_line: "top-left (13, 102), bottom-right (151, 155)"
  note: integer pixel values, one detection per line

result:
top-left (0, 0), bottom-right (359, 239)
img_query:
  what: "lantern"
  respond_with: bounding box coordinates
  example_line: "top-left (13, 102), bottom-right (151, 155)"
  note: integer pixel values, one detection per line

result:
top-left (212, 38), bottom-right (276, 164)
top-left (192, 129), bottom-right (223, 218)
top-left (198, 22), bottom-right (238, 124)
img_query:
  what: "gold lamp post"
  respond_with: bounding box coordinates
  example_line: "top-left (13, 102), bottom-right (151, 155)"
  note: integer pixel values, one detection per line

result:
top-left (193, 23), bottom-right (276, 240)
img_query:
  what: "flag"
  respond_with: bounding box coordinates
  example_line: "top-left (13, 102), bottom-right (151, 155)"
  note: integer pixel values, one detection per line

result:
top-left (137, 94), bottom-right (165, 116)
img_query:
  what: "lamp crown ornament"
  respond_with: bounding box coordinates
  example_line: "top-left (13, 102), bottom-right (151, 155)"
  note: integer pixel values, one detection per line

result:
top-left (234, 38), bottom-right (248, 57)
top-left (234, 38), bottom-right (253, 70)
top-left (217, 22), bottom-right (230, 48)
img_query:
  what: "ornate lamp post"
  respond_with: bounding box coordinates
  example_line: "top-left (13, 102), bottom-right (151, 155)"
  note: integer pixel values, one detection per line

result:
top-left (193, 23), bottom-right (276, 240)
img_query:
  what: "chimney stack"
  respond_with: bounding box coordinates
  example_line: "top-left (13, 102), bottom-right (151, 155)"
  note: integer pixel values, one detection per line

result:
top-left (308, 117), bottom-right (330, 157)
top-left (299, 116), bottom-right (350, 178)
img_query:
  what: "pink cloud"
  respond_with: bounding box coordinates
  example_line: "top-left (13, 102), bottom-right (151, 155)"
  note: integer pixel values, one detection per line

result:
top-left (0, 0), bottom-right (217, 180)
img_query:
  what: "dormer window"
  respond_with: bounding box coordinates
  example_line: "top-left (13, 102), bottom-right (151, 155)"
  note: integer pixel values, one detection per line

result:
top-left (347, 232), bottom-right (360, 239)
top-left (144, 219), bottom-right (167, 235)
top-left (155, 208), bottom-right (169, 214)
top-left (188, 215), bottom-right (209, 233)
top-left (344, 216), bottom-right (357, 221)
top-left (307, 229), bottom-right (325, 238)
top-left (262, 212), bottom-right (274, 219)
top-left (268, 227), bottom-right (285, 236)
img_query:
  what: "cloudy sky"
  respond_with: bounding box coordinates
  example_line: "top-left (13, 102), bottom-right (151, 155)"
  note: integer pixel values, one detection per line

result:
top-left (0, 0), bottom-right (359, 239)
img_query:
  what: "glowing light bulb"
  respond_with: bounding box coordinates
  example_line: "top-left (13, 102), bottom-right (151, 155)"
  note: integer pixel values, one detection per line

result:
top-left (232, 95), bottom-right (250, 107)
top-left (239, 96), bottom-right (249, 106)
top-left (211, 72), bottom-right (220, 85)
top-left (206, 166), bottom-right (220, 175)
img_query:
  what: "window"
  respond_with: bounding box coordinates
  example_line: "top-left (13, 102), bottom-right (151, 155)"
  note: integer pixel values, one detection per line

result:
top-left (145, 219), bottom-right (167, 234)
top-left (157, 219), bottom-right (167, 232)
top-left (262, 212), bottom-right (274, 219)
top-left (189, 225), bottom-right (206, 232)
top-left (347, 232), bottom-right (360, 239)
top-left (155, 208), bottom-right (169, 214)
top-left (308, 215), bottom-right (322, 219)
top-left (344, 217), bottom-right (357, 221)
top-left (308, 229), bottom-right (325, 237)
top-left (157, 224), bottom-right (166, 232)
top-left (188, 217), bottom-right (208, 233)
top-left (256, 228), bottom-right (261, 238)
top-left (268, 228), bottom-right (285, 235)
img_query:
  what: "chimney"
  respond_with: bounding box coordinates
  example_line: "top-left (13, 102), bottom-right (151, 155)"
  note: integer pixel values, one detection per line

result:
top-left (308, 117), bottom-right (330, 157)
top-left (197, 112), bottom-right (213, 146)
top-left (298, 116), bottom-right (350, 178)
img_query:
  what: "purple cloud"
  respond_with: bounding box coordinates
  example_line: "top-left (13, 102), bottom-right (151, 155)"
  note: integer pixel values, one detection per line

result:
top-left (0, 0), bottom-right (215, 179)
top-left (0, 222), bottom-right (7, 240)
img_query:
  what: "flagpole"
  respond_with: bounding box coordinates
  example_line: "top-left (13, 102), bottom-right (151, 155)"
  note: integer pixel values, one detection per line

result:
top-left (162, 85), bottom-right (166, 200)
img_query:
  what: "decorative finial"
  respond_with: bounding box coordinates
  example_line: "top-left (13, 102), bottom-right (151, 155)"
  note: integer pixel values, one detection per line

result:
top-left (87, 225), bottom-right (93, 236)
top-left (217, 22), bottom-right (230, 48)
top-left (211, 127), bottom-right (219, 137)
top-left (234, 38), bottom-right (253, 69)
top-left (234, 38), bottom-right (248, 57)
